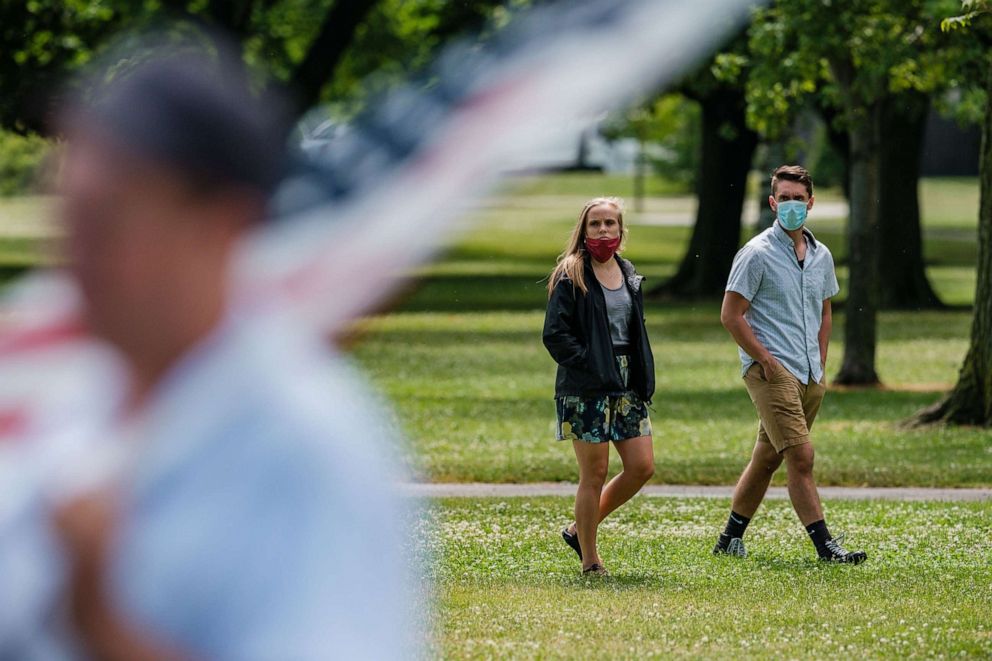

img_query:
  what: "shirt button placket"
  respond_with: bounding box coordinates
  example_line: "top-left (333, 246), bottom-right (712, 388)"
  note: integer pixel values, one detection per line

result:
top-left (801, 255), bottom-right (812, 382)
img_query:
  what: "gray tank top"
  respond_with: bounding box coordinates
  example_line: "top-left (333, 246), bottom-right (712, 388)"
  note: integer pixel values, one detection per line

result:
top-left (602, 281), bottom-right (633, 346)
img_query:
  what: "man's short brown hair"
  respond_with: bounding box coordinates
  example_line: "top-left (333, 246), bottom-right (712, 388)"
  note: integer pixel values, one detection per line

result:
top-left (770, 165), bottom-right (813, 198)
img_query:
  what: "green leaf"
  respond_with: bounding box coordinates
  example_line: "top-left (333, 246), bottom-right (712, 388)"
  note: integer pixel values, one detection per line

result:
top-left (941, 12), bottom-right (979, 31)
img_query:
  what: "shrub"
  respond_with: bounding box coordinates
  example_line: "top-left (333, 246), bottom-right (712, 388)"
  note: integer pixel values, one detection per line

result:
top-left (0, 131), bottom-right (53, 196)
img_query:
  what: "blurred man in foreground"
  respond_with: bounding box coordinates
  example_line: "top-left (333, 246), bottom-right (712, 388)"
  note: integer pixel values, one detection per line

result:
top-left (50, 38), bottom-right (414, 659)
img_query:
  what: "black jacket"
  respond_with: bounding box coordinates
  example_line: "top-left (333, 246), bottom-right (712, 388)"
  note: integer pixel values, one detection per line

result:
top-left (543, 255), bottom-right (655, 402)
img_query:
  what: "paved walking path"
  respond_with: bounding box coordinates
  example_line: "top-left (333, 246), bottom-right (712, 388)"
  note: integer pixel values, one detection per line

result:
top-left (402, 482), bottom-right (992, 501)
top-left (478, 194), bottom-right (852, 227)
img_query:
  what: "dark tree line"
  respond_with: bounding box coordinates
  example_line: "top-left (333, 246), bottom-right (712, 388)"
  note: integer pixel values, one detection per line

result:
top-left (651, 0), bottom-right (976, 392)
top-left (913, 5), bottom-right (992, 427)
top-left (0, 0), bottom-right (513, 134)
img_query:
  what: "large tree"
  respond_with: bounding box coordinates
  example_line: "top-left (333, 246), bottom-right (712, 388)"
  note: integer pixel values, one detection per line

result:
top-left (0, 0), bottom-right (515, 133)
top-left (811, 91), bottom-right (943, 310)
top-left (649, 4), bottom-right (953, 307)
top-left (748, 0), bottom-right (965, 385)
top-left (914, 1), bottom-right (992, 426)
top-left (0, 0), bottom-right (121, 133)
top-left (0, 0), bottom-right (365, 130)
top-left (814, 89), bottom-right (944, 310)
top-left (650, 37), bottom-right (759, 299)
top-left (877, 91), bottom-right (944, 309)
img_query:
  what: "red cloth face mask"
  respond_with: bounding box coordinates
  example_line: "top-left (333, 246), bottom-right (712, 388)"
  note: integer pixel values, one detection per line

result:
top-left (585, 236), bottom-right (621, 263)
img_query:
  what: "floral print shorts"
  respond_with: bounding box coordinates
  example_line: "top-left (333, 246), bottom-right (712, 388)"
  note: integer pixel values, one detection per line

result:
top-left (555, 355), bottom-right (652, 443)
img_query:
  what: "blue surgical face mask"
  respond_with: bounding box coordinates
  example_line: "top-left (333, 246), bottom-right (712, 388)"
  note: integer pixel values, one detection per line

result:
top-left (776, 200), bottom-right (808, 231)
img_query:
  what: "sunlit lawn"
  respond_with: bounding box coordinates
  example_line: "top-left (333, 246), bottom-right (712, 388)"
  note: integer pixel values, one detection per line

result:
top-left (419, 496), bottom-right (992, 658)
top-left (349, 174), bottom-right (990, 486)
top-left (2, 177), bottom-right (989, 659)
top-left (357, 303), bottom-right (990, 486)
top-left (1, 177), bottom-right (989, 485)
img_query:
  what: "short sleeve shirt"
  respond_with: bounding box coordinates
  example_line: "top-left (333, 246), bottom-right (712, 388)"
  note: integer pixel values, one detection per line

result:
top-left (108, 316), bottom-right (416, 660)
top-left (725, 221), bottom-right (840, 384)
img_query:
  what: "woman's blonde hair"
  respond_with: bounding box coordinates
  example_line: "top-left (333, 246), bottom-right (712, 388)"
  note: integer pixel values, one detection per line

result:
top-left (547, 196), bottom-right (627, 297)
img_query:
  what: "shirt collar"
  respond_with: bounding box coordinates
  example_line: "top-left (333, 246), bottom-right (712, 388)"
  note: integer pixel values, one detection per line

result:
top-left (772, 220), bottom-right (818, 250)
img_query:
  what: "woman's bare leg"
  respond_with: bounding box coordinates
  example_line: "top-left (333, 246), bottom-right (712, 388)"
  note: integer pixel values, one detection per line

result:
top-left (571, 440), bottom-right (610, 569)
top-left (598, 435), bottom-right (654, 521)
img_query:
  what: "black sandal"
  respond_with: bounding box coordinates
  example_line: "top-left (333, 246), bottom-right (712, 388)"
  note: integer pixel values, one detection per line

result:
top-left (561, 525), bottom-right (582, 560)
top-left (582, 563), bottom-right (608, 576)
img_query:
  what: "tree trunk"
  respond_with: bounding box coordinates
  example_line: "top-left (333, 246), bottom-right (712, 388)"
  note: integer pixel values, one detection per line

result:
top-left (568, 129), bottom-right (602, 172)
top-left (912, 63), bottom-right (992, 426)
top-left (878, 92), bottom-right (943, 310)
top-left (633, 138), bottom-right (645, 212)
top-left (206, 0), bottom-right (255, 36)
top-left (576, 129), bottom-right (590, 168)
top-left (649, 87), bottom-right (758, 299)
top-left (818, 103), bottom-right (851, 200)
top-left (834, 101), bottom-right (882, 385)
top-left (289, 0), bottom-right (379, 114)
top-left (754, 140), bottom-right (786, 232)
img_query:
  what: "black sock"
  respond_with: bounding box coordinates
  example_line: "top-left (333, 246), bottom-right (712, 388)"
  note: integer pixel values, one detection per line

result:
top-left (805, 519), bottom-right (832, 556)
top-left (717, 511), bottom-right (751, 547)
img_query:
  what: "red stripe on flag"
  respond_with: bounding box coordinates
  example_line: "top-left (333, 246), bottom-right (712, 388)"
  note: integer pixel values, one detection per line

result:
top-left (0, 406), bottom-right (29, 442)
top-left (0, 317), bottom-right (86, 358)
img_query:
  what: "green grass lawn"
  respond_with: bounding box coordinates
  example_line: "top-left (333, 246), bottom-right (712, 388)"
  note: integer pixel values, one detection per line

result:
top-left (2, 177), bottom-right (988, 658)
top-left (2, 176), bottom-right (989, 485)
top-left (351, 174), bottom-right (989, 486)
top-left (419, 496), bottom-right (992, 658)
top-left (357, 305), bottom-right (991, 486)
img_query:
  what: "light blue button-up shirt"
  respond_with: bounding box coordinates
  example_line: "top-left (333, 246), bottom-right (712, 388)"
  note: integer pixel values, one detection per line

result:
top-left (105, 316), bottom-right (416, 660)
top-left (725, 221), bottom-right (840, 385)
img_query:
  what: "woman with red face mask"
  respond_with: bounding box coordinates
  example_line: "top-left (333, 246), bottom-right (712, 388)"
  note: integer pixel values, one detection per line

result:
top-left (543, 197), bottom-right (656, 576)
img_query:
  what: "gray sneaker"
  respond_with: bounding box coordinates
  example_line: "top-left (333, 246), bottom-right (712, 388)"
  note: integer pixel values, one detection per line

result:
top-left (713, 537), bottom-right (747, 558)
top-left (818, 533), bottom-right (867, 564)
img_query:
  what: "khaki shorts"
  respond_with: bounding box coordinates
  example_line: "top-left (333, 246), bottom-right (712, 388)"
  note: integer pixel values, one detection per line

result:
top-left (743, 363), bottom-right (826, 453)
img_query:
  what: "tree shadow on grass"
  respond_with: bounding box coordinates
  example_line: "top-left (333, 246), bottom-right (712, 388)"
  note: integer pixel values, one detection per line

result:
top-left (396, 274), bottom-right (549, 312)
top-left (392, 273), bottom-right (723, 314)
top-left (355, 327), bottom-right (551, 347)
top-left (0, 265), bottom-right (30, 284)
top-left (737, 554), bottom-right (829, 573)
top-left (820, 389), bottom-right (949, 421)
top-left (377, 388), bottom-right (956, 429)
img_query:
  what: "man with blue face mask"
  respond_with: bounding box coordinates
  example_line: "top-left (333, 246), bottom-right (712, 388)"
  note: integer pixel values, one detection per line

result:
top-left (712, 165), bottom-right (867, 564)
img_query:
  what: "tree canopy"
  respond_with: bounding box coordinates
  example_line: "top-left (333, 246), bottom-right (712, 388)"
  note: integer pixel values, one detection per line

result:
top-left (0, 0), bottom-right (515, 134)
